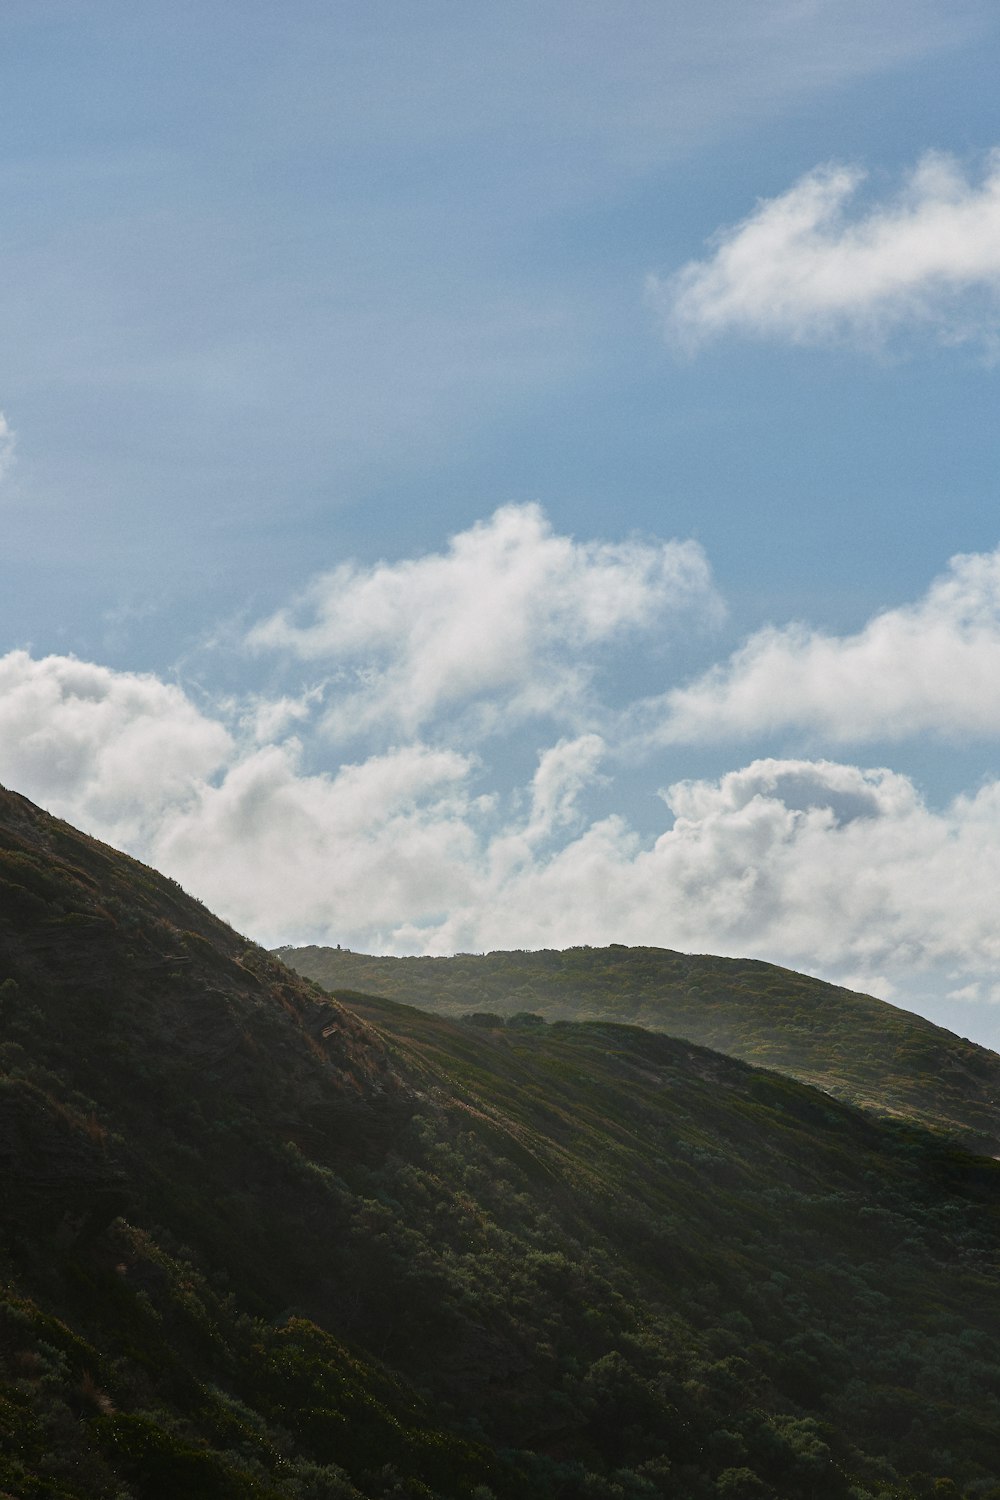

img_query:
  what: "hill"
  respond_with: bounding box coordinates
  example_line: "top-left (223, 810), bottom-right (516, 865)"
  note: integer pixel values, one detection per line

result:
top-left (277, 944), bottom-right (1000, 1153)
top-left (4, 786), bottom-right (1000, 1497)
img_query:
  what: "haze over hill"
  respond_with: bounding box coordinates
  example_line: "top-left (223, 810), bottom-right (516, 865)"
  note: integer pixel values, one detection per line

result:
top-left (278, 944), bottom-right (1000, 1156)
top-left (4, 783), bottom-right (1000, 1497)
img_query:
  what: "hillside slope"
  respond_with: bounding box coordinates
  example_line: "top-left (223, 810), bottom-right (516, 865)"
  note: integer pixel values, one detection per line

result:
top-left (279, 943), bottom-right (1000, 1152)
top-left (4, 787), bottom-right (1000, 1498)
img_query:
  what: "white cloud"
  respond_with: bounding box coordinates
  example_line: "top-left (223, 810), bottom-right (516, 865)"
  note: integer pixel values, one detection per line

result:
top-left (397, 758), bottom-right (1000, 1005)
top-left (0, 647), bottom-right (484, 942)
top-left (659, 545), bottom-right (1000, 744)
top-left (241, 690), bottom-right (321, 745)
top-left (151, 740), bottom-right (483, 941)
top-left (525, 733), bottom-right (608, 840)
top-left (0, 412), bottom-right (15, 484)
top-left (653, 149), bottom-right (1000, 349)
top-left (248, 503), bottom-right (718, 740)
top-left (0, 650), bottom-right (231, 846)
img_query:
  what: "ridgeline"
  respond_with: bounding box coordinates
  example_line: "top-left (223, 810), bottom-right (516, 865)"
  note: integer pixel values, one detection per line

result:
top-left (279, 943), bottom-right (1000, 1154)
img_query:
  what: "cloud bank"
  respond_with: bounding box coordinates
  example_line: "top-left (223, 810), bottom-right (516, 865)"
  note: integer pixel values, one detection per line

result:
top-left (660, 546), bottom-right (1000, 743)
top-left (7, 517), bottom-right (1000, 1013)
top-left (654, 150), bottom-right (1000, 349)
top-left (5, 649), bottom-right (1000, 1006)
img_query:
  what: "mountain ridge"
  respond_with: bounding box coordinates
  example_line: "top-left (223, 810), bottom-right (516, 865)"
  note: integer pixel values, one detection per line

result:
top-left (278, 942), bottom-right (1000, 1153)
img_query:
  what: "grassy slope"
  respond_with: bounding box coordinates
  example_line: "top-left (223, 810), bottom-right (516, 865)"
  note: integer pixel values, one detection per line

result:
top-left (3, 788), bottom-right (1000, 1498)
top-left (279, 944), bottom-right (1000, 1152)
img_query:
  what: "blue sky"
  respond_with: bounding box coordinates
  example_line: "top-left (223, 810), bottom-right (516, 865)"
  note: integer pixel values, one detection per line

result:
top-left (5, 2), bottom-right (1000, 1042)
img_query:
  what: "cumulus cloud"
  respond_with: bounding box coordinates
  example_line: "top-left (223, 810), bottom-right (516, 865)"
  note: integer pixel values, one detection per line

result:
top-left (248, 503), bottom-right (718, 739)
top-left (0, 648), bottom-right (484, 941)
top-left (398, 758), bottom-right (1000, 1002)
top-left (653, 149), bottom-right (1000, 349)
top-left (0, 651), bottom-right (232, 845)
top-left (151, 740), bottom-right (484, 941)
top-left (659, 545), bottom-right (1000, 744)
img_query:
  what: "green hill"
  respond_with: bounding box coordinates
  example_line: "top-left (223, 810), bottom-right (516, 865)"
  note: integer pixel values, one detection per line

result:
top-left (4, 786), bottom-right (1000, 1497)
top-left (277, 944), bottom-right (1000, 1153)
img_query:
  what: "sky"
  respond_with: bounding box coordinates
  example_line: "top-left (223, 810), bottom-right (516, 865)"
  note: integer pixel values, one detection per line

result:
top-left (5, 2), bottom-right (1000, 1044)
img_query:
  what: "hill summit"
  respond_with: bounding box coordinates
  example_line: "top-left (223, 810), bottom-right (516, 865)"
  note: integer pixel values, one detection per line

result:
top-left (278, 942), bottom-right (1000, 1153)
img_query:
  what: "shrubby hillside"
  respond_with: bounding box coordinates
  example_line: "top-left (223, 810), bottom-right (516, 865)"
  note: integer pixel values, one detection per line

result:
top-left (279, 944), bottom-right (1000, 1153)
top-left (3, 786), bottom-right (1000, 1498)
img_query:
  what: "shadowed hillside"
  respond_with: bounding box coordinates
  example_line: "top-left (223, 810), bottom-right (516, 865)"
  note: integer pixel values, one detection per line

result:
top-left (278, 943), bottom-right (1000, 1152)
top-left (4, 786), bottom-right (1000, 1497)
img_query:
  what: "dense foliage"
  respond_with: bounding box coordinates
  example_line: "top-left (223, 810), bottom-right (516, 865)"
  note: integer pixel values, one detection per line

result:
top-left (278, 944), bottom-right (1000, 1153)
top-left (3, 787), bottom-right (1000, 1497)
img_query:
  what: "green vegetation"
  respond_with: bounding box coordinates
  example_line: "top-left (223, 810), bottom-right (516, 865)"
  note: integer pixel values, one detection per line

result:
top-left (278, 944), bottom-right (1000, 1152)
top-left (3, 786), bottom-right (1000, 1496)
